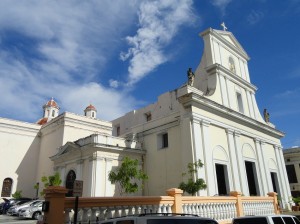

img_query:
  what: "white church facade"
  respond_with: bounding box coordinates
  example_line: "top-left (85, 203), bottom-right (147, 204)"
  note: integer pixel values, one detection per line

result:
top-left (0, 26), bottom-right (292, 208)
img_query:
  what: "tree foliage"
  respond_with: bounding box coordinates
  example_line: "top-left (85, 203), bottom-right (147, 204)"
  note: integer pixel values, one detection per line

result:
top-left (108, 156), bottom-right (148, 195)
top-left (12, 190), bottom-right (22, 199)
top-left (178, 160), bottom-right (207, 196)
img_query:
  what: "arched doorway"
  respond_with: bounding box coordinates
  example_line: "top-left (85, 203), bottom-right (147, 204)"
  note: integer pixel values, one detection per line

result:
top-left (65, 170), bottom-right (76, 197)
top-left (1, 178), bottom-right (13, 197)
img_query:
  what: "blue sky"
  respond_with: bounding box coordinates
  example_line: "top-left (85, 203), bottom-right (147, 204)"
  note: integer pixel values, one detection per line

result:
top-left (0, 0), bottom-right (299, 148)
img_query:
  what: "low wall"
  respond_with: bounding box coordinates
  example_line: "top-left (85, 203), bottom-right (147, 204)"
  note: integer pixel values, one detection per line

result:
top-left (42, 187), bottom-right (279, 224)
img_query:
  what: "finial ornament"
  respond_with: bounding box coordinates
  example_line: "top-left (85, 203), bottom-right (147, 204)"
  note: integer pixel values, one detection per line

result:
top-left (221, 22), bottom-right (227, 31)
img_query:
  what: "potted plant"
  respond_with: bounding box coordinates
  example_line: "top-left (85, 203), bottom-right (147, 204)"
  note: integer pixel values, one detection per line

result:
top-left (292, 197), bottom-right (300, 211)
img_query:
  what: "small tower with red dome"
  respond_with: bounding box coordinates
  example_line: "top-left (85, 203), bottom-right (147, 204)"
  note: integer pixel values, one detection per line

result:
top-left (37, 98), bottom-right (60, 125)
top-left (84, 104), bottom-right (97, 119)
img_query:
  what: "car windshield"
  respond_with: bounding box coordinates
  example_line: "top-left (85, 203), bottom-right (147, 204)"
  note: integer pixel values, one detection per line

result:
top-left (233, 218), bottom-right (268, 224)
top-left (17, 201), bottom-right (34, 207)
top-left (146, 219), bottom-right (218, 224)
top-left (33, 202), bottom-right (43, 207)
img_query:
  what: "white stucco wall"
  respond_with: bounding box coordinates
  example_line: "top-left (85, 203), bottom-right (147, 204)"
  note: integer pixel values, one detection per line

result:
top-left (0, 118), bottom-right (40, 198)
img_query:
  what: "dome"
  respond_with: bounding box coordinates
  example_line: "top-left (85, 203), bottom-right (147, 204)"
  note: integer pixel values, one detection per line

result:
top-left (44, 98), bottom-right (59, 109)
top-left (85, 104), bottom-right (97, 112)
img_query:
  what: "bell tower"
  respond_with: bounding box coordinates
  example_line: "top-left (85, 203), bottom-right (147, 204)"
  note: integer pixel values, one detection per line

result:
top-left (37, 98), bottom-right (59, 125)
top-left (84, 104), bottom-right (97, 119)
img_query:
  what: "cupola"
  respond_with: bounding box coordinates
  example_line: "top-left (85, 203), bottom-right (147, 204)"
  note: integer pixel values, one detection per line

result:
top-left (37, 98), bottom-right (60, 125)
top-left (84, 104), bottom-right (97, 119)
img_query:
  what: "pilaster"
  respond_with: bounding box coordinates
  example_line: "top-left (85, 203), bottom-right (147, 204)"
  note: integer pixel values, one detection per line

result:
top-left (233, 131), bottom-right (248, 195)
top-left (88, 155), bottom-right (97, 196)
top-left (59, 166), bottom-right (66, 187)
top-left (105, 158), bottom-right (113, 196)
top-left (254, 138), bottom-right (268, 195)
top-left (226, 129), bottom-right (241, 191)
top-left (201, 119), bottom-right (215, 196)
top-left (246, 91), bottom-right (255, 118)
top-left (225, 77), bottom-right (231, 108)
top-left (218, 73), bottom-right (229, 107)
top-left (275, 145), bottom-right (292, 209)
top-left (94, 157), bottom-right (105, 196)
top-left (190, 117), bottom-right (207, 196)
top-left (76, 159), bottom-right (84, 181)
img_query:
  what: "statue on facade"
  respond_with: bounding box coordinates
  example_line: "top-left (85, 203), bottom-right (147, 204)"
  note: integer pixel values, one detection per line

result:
top-left (187, 68), bottom-right (195, 86)
top-left (263, 109), bottom-right (270, 122)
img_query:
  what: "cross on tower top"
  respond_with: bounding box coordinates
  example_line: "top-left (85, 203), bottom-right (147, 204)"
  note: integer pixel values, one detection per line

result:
top-left (220, 22), bottom-right (228, 31)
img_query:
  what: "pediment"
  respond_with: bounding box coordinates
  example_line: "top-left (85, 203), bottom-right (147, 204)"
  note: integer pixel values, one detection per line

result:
top-left (52, 142), bottom-right (79, 158)
top-left (213, 29), bottom-right (249, 59)
top-left (200, 28), bottom-right (250, 60)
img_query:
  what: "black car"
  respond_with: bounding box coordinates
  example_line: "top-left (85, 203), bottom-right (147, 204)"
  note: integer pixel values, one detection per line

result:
top-left (0, 198), bottom-right (32, 214)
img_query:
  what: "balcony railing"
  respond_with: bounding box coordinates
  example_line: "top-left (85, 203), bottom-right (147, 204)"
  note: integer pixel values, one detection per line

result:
top-left (42, 187), bottom-right (279, 224)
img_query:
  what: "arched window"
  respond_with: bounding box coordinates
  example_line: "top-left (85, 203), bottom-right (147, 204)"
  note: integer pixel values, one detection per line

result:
top-left (229, 57), bottom-right (236, 73)
top-left (52, 110), bottom-right (55, 117)
top-left (1, 178), bottom-right (13, 197)
top-left (65, 170), bottom-right (76, 197)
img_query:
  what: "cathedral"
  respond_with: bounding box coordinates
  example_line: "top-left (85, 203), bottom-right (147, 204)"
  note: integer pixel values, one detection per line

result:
top-left (0, 26), bottom-right (291, 209)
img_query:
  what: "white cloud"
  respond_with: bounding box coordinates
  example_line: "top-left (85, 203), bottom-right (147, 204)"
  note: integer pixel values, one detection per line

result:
top-left (274, 88), bottom-right (300, 99)
top-left (0, 0), bottom-right (140, 122)
top-left (120, 0), bottom-right (195, 86)
top-left (211, 0), bottom-right (232, 14)
top-left (109, 79), bottom-right (120, 88)
top-left (247, 10), bottom-right (264, 25)
top-left (0, 0), bottom-right (198, 123)
top-left (58, 82), bottom-right (139, 121)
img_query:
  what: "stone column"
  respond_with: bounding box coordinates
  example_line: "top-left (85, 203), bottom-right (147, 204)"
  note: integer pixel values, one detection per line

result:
top-left (260, 141), bottom-right (273, 193)
top-left (76, 159), bottom-right (83, 180)
top-left (251, 94), bottom-right (258, 119)
top-left (225, 77), bottom-right (231, 108)
top-left (233, 131), bottom-right (248, 195)
top-left (218, 73), bottom-right (229, 107)
top-left (88, 155), bottom-right (97, 196)
top-left (105, 158), bottom-right (113, 196)
top-left (43, 186), bottom-right (68, 224)
top-left (95, 157), bottom-right (103, 196)
top-left (59, 166), bottom-right (66, 186)
top-left (167, 188), bottom-right (183, 213)
top-left (254, 138), bottom-right (268, 195)
top-left (246, 91), bottom-right (255, 118)
top-left (226, 129), bottom-right (241, 191)
top-left (191, 117), bottom-right (207, 195)
top-left (275, 145), bottom-right (292, 209)
top-left (201, 120), bottom-right (215, 196)
top-left (230, 191), bottom-right (244, 217)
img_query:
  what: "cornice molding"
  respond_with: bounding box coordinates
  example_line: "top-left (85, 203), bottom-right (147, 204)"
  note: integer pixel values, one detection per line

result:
top-left (206, 63), bottom-right (257, 92)
top-left (178, 88), bottom-right (284, 139)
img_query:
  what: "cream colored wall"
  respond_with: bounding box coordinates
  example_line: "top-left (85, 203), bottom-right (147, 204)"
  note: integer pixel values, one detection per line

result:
top-left (192, 106), bottom-right (281, 146)
top-left (209, 126), bottom-right (228, 152)
top-left (37, 120), bottom-right (65, 183)
top-left (112, 90), bottom-right (180, 137)
top-left (142, 124), bottom-right (183, 196)
top-left (0, 118), bottom-right (40, 198)
top-left (37, 112), bottom-right (113, 188)
top-left (53, 143), bottom-right (145, 197)
top-left (284, 149), bottom-right (300, 194)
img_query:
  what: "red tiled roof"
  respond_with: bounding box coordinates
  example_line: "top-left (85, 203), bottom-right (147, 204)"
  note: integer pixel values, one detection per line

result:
top-left (44, 98), bottom-right (59, 109)
top-left (37, 117), bottom-right (48, 125)
top-left (85, 104), bottom-right (97, 111)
